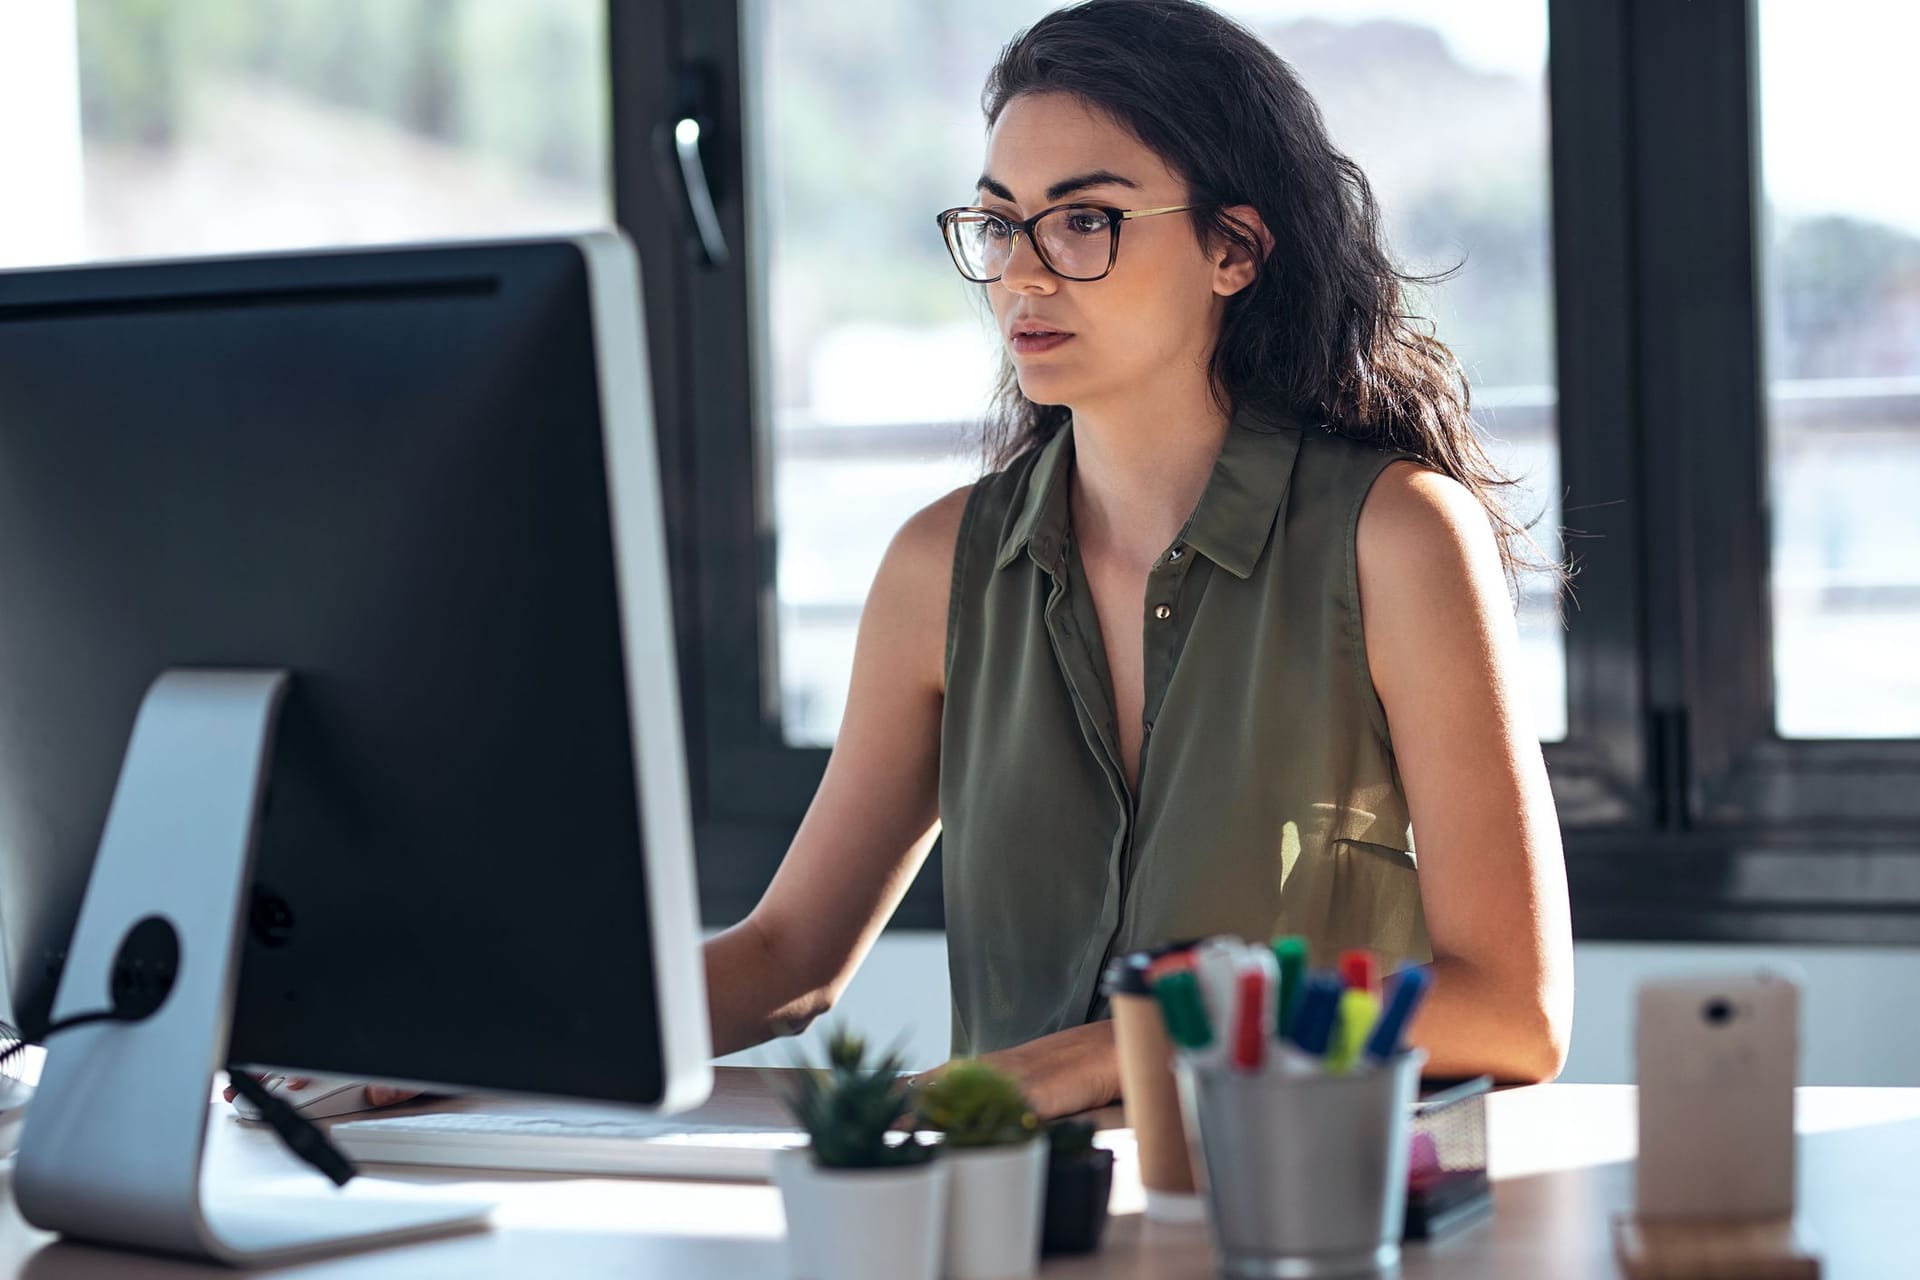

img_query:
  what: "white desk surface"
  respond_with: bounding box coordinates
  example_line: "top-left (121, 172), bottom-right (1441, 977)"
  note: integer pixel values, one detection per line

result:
top-left (3, 1069), bottom-right (1918, 1278)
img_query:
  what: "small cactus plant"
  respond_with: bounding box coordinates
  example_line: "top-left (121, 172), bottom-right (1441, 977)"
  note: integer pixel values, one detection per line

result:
top-left (774, 1027), bottom-right (937, 1169)
top-left (912, 1058), bottom-right (1040, 1148)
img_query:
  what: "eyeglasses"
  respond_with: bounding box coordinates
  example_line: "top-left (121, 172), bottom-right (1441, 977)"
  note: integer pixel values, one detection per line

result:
top-left (934, 202), bottom-right (1201, 283)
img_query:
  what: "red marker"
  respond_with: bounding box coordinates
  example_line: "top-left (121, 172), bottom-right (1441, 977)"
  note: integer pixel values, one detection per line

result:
top-left (1339, 949), bottom-right (1379, 998)
top-left (1230, 954), bottom-right (1274, 1073)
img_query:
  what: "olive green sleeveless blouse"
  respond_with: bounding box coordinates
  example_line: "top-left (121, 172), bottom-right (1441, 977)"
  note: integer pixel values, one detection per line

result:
top-left (939, 406), bottom-right (1433, 1057)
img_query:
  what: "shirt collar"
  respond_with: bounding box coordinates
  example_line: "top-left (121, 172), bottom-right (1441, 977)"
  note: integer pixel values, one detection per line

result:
top-left (993, 404), bottom-right (1305, 580)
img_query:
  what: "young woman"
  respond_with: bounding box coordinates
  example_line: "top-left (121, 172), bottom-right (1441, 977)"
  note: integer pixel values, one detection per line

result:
top-left (706, 0), bottom-right (1573, 1119)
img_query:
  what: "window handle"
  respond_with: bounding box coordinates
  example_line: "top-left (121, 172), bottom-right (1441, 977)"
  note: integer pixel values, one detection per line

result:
top-left (667, 64), bottom-right (729, 269)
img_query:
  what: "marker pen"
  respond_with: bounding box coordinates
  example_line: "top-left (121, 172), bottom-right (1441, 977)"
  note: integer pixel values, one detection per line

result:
top-left (1151, 967), bottom-right (1216, 1059)
top-left (1325, 988), bottom-right (1380, 1074)
top-left (1289, 971), bottom-right (1345, 1058)
top-left (1269, 935), bottom-right (1308, 1041)
top-left (1229, 948), bottom-right (1277, 1073)
top-left (1191, 936), bottom-right (1244, 1056)
top-left (1363, 965), bottom-right (1433, 1064)
top-left (1338, 949), bottom-right (1380, 999)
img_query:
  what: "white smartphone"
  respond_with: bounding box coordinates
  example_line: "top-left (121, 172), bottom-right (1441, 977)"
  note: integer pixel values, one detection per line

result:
top-left (1634, 970), bottom-right (1800, 1220)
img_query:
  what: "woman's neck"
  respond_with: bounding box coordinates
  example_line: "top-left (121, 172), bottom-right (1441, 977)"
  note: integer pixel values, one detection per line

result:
top-left (1067, 393), bottom-right (1233, 573)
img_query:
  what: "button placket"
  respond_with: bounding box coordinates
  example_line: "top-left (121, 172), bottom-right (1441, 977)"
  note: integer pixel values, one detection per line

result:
top-left (1141, 552), bottom-right (1197, 740)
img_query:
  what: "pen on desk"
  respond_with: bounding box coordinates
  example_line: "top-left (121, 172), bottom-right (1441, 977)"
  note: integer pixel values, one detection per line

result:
top-left (1269, 935), bottom-right (1308, 1041)
top-left (1363, 965), bottom-right (1432, 1064)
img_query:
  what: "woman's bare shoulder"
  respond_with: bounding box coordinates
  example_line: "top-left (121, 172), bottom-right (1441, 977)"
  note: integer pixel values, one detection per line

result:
top-left (888, 483), bottom-right (975, 571)
top-left (862, 484), bottom-right (976, 692)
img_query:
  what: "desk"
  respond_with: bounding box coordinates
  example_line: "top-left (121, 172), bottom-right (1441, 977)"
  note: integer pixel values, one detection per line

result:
top-left (3, 1072), bottom-right (1918, 1277)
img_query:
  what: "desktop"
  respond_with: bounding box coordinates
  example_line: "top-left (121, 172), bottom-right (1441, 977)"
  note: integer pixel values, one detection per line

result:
top-left (0, 232), bottom-right (710, 1262)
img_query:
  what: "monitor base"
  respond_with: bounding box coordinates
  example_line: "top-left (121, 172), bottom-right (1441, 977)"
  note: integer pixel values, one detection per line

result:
top-left (12, 670), bottom-right (494, 1265)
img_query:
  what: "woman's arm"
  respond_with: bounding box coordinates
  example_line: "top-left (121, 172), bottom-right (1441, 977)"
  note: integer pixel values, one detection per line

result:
top-left (705, 486), bottom-right (970, 1058)
top-left (1355, 461), bottom-right (1575, 1084)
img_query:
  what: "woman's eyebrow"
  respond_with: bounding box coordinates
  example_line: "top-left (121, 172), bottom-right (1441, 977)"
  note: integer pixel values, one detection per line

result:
top-left (974, 169), bottom-right (1141, 204)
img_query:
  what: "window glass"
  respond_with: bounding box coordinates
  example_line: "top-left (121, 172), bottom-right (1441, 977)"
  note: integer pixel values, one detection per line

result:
top-left (1756, 0), bottom-right (1920, 738)
top-left (0, 0), bottom-right (608, 270)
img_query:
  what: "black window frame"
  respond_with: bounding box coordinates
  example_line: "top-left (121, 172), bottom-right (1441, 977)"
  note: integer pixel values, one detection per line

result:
top-left (612, 0), bottom-right (1920, 942)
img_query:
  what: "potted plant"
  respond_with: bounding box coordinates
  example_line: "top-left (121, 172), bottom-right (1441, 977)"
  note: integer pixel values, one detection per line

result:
top-left (913, 1059), bottom-right (1046, 1279)
top-left (770, 1028), bottom-right (947, 1280)
top-left (1039, 1119), bottom-right (1115, 1257)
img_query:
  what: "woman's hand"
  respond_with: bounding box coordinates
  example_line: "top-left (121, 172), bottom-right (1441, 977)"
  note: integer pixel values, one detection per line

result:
top-left (220, 1076), bottom-right (419, 1108)
top-left (911, 1021), bottom-right (1120, 1122)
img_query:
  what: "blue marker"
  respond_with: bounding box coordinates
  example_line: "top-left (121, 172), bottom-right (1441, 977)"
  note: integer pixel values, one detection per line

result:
top-left (1289, 972), bottom-right (1344, 1057)
top-left (1363, 965), bottom-right (1432, 1063)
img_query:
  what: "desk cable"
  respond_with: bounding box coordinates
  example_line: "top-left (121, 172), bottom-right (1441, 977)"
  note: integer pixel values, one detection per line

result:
top-left (0, 916), bottom-right (359, 1187)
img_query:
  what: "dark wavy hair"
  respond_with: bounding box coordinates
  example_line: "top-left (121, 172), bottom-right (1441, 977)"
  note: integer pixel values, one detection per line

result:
top-left (977, 0), bottom-right (1565, 597)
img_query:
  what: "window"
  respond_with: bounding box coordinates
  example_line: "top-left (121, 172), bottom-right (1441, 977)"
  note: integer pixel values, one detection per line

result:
top-left (1756, 0), bottom-right (1920, 739)
top-left (0, 0), bottom-right (608, 270)
top-left (11, 0), bottom-right (1916, 939)
top-left (755, 0), bottom-right (1567, 746)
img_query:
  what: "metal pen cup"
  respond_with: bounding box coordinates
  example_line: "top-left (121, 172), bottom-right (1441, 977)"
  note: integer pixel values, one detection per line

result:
top-left (1175, 1049), bottom-right (1426, 1280)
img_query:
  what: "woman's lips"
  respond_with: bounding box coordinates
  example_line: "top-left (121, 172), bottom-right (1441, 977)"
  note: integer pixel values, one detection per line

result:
top-left (1011, 331), bottom-right (1074, 354)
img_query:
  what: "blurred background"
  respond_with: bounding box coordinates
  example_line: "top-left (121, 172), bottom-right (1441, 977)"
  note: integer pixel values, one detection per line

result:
top-left (6, 1), bottom-right (1914, 742)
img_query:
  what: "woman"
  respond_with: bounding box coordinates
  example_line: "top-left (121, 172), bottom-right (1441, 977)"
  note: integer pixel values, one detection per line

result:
top-left (707, 0), bottom-right (1572, 1119)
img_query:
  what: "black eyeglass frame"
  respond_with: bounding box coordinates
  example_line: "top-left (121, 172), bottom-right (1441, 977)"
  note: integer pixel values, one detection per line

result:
top-left (933, 202), bottom-right (1203, 283)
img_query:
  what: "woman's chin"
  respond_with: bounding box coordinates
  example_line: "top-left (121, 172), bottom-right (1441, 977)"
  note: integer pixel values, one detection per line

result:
top-left (1014, 367), bottom-right (1076, 399)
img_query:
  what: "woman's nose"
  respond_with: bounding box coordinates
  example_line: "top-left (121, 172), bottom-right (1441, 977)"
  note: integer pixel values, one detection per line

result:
top-left (997, 229), bottom-right (1056, 295)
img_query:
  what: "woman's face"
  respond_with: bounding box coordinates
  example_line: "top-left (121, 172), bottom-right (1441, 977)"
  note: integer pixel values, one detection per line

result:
top-left (976, 91), bottom-right (1254, 414)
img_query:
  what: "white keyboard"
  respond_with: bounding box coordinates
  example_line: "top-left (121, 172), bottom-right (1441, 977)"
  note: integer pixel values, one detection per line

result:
top-left (330, 1101), bottom-right (808, 1181)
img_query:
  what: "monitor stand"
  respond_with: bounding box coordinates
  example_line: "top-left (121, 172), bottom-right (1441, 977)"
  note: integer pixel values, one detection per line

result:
top-left (13, 670), bottom-right (492, 1265)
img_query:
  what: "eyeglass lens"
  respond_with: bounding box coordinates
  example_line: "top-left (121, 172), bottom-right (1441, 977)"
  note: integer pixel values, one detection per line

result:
top-left (945, 207), bottom-right (1113, 281)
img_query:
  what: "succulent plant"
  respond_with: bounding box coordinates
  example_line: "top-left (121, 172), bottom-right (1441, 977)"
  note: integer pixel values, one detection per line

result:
top-left (912, 1058), bottom-right (1039, 1149)
top-left (773, 1027), bottom-right (937, 1169)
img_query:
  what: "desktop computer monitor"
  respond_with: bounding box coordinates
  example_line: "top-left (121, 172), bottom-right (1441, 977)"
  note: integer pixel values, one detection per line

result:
top-left (0, 232), bottom-right (711, 1261)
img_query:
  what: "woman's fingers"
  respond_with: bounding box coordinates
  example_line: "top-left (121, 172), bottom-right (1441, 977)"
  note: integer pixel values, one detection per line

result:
top-left (224, 1076), bottom-right (424, 1110)
top-left (364, 1086), bottom-right (420, 1107)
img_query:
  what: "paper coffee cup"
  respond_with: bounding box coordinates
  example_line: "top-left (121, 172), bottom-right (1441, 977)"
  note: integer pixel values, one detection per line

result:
top-left (1105, 947), bottom-right (1202, 1218)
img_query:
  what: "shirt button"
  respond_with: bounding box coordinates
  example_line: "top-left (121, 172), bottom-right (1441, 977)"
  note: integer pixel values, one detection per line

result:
top-left (1168, 546), bottom-right (1184, 560)
top-left (1154, 604), bottom-right (1172, 620)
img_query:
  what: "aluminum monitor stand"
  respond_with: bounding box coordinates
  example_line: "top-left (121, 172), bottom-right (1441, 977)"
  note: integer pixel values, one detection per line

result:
top-left (12, 670), bottom-right (492, 1265)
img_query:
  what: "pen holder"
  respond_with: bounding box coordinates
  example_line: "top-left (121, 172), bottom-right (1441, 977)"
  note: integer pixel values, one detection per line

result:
top-left (1176, 1049), bottom-right (1425, 1280)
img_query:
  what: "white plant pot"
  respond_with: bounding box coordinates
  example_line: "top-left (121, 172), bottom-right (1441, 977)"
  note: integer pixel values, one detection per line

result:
top-left (941, 1138), bottom-right (1049, 1279)
top-left (771, 1145), bottom-right (949, 1280)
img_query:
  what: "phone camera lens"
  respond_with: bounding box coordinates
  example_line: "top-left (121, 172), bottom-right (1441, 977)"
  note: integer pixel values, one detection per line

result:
top-left (1704, 998), bottom-right (1734, 1025)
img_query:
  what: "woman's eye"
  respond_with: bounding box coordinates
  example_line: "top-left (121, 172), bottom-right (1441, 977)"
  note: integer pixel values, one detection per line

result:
top-left (1064, 212), bottom-right (1106, 236)
top-left (981, 220), bottom-right (1013, 242)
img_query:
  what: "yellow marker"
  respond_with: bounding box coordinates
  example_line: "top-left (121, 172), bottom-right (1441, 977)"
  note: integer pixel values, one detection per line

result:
top-left (1325, 989), bottom-right (1380, 1074)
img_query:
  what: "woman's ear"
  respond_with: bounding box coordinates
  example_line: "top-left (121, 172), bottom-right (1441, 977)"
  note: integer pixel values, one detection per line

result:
top-left (1211, 204), bottom-right (1273, 297)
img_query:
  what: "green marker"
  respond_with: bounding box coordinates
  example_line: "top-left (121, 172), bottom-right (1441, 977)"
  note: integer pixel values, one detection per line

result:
top-left (1151, 968), bottom-right (1214, 1052)
top-left (1270, 935), bottom-right (1308, 1040)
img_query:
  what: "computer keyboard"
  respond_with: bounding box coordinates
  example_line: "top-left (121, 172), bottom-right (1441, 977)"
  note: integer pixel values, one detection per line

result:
top-left (329, 1101), bottom-right (809, 1181)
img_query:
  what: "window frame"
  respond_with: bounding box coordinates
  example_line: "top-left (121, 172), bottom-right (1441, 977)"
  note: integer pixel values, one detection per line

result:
top-left (612, 0), bottom-right (1920, 941)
